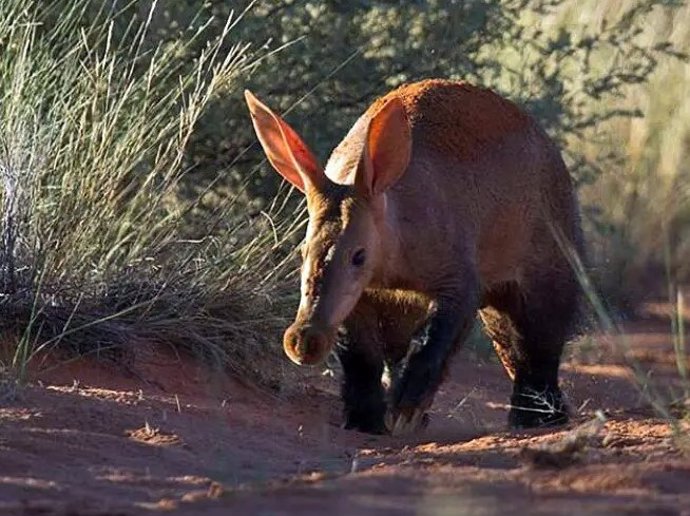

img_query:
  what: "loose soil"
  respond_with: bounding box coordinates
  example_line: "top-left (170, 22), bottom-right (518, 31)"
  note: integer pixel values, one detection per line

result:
top-left (1, 303), bottom-right (689, 515)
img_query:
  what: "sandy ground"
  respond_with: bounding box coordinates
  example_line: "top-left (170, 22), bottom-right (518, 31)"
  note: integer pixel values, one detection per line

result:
top-left (1, 306), bottom-right (689, 515)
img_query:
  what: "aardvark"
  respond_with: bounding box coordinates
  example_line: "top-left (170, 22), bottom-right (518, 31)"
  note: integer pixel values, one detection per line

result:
top-left (245, 79), bottom-right (583, 435)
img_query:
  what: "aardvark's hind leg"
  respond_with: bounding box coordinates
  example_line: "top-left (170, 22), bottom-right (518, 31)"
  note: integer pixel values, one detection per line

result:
top-left (481, 270), bottom-right (578, 429)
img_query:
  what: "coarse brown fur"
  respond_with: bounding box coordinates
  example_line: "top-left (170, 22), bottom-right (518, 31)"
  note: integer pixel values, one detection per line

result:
top-left (245, 79), bottom-right (584, 435)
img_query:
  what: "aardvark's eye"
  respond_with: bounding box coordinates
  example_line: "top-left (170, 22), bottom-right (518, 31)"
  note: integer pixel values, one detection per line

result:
top-left (352, 248), bottom-right (366, 267)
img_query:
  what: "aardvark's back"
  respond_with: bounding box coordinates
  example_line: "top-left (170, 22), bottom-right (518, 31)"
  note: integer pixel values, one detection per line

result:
top-left (368, 79), bottom-right (582, 288)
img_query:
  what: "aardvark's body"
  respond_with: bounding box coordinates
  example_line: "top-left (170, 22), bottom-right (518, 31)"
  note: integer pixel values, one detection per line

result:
top-left (246, 79), bottom-right (583, 434)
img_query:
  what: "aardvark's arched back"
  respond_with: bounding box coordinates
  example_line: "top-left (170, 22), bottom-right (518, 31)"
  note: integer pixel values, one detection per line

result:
top-left (245, 79), bottom-right (583, 435)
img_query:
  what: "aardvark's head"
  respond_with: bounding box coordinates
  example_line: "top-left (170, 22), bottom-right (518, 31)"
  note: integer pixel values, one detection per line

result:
top-left (244, 90), bottom-right (410, 365)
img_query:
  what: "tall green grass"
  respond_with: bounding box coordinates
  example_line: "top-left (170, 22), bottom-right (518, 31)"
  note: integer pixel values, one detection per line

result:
top-left (0, 0), bottom-right (304, 384)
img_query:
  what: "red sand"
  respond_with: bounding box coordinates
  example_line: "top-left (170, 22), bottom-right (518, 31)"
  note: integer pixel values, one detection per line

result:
top-left (1, 305), bottom-right (688, 515)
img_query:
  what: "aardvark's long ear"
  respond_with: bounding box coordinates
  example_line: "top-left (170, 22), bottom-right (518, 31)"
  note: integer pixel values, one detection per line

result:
top-left (244, 90), bottom-right (323, 193)
top-left (356, 97), bottom-right (411, 197)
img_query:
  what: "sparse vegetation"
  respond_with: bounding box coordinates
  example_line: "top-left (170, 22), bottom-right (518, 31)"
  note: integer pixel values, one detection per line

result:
top-left (0, 0), bottom-right (303, 383)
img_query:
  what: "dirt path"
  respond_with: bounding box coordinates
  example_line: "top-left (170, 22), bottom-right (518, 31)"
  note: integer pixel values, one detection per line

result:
top-left (1, 310), bottom-right (689, 515)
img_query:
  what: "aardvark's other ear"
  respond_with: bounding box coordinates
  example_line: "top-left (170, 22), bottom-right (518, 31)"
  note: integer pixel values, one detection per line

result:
top-left (356, 97), bottom-right (411, 197)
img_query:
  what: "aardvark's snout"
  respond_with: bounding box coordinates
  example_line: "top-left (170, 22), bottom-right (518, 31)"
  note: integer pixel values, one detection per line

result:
top-left (283, 323), bottom-right (336, 365)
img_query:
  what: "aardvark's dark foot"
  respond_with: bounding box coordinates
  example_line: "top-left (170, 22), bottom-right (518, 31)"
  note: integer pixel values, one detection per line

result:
top-left (508, 385), bottom-right (569, 429)
top-left (342, 404), bottom-right (388, 435)
top-left (384, 353), bottom-right (439, 436)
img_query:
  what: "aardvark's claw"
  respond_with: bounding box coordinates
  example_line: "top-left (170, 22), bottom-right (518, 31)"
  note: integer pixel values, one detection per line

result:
top-left (385, 408), bottom-right (429, 436)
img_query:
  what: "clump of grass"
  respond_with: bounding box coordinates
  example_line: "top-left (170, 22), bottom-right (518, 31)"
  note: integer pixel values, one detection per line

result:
top-left (0, 0), bottom-right (303, 384)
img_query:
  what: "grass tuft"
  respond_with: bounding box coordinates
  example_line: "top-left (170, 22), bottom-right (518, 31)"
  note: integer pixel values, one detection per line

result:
top-left (0, 0), bottom-right (304, 385)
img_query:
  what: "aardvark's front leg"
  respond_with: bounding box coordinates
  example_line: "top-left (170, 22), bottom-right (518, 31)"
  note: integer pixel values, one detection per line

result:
top-left (388, 273), bottom-right (479, 435)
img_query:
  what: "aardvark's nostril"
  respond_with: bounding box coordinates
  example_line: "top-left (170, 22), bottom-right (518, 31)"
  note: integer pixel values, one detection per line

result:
top-left (300, 331), bottom-right (326, 359)
top-left (283, 324), bottom-right (333, 366)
